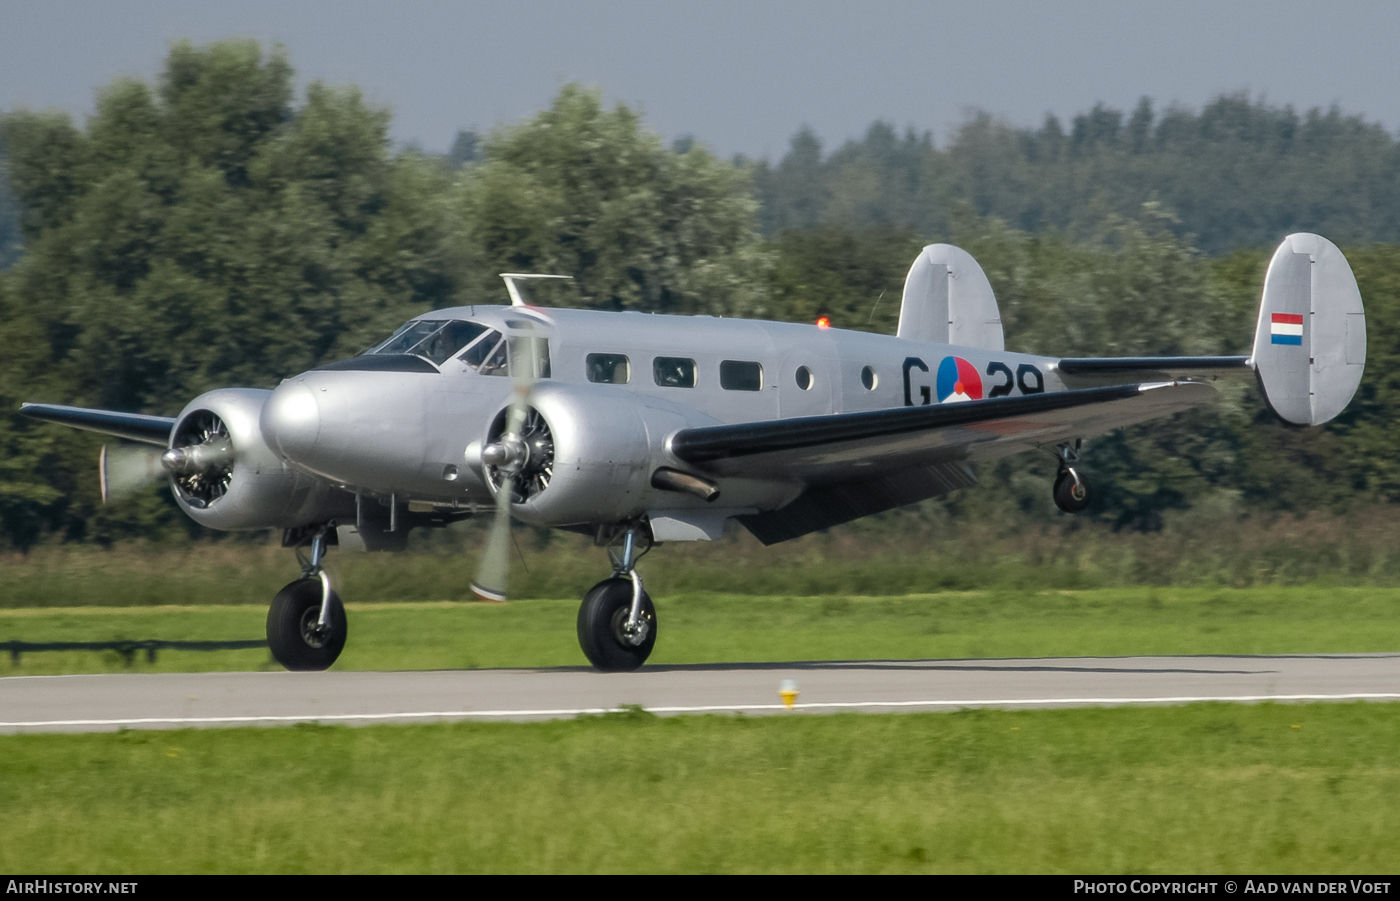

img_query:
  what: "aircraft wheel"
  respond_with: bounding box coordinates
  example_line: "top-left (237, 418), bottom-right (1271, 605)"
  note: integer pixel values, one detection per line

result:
top-left (1053, 468), bottom-right (1091, 514)
top-left (577, 577), bottom-right (656, 672)
top-left (266, 578), bottom-right (347, 672)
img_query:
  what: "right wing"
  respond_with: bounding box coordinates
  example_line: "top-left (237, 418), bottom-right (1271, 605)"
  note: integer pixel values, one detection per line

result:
top-left (668, 381), bottom-right (1215, 544)
top-left (18, 403), bottom-right (176, 447)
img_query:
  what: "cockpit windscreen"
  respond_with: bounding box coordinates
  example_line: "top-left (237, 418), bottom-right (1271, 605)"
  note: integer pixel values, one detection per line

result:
top-left (368, 320), bottom-right (489, 366)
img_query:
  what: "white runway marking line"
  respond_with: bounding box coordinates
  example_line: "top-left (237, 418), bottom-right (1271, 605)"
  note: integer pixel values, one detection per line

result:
top-left (5, 692), bottom-right (1400, 729)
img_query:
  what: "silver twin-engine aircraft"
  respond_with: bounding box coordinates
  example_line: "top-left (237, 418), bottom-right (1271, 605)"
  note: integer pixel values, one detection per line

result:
top-left (20, 233), bottom-right (1367, 672)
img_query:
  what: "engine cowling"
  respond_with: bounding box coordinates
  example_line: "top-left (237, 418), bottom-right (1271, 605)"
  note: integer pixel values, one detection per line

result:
top-left (170, 389), bottom-right (354, 531)
top-left (477, 383), bottom-right (653, 527)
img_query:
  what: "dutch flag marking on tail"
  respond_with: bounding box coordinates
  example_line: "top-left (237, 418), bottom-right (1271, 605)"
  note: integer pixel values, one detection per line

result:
top-left (1271, 312), bottom-right (1304, 345)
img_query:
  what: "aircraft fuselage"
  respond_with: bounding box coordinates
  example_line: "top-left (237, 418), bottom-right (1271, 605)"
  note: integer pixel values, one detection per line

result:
top-left (259, 305), bottom-right (1070, 532)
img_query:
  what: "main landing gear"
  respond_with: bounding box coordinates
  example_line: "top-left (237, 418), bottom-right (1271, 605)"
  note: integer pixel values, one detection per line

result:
top-left (577, 525), bottom-right (656, 672)
top-left (267, 526), bottom-right (347, 671)
top-left (1052, 440), bottom-right (1091, 514)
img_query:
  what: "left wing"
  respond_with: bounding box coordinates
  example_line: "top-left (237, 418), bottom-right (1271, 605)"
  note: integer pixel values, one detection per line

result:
top-left (18, 403), bottom-right (176, 446)
top-left (668, 381), bottom-right (1214, 544)
top-left (671, 381), bottom-right (1213, 480)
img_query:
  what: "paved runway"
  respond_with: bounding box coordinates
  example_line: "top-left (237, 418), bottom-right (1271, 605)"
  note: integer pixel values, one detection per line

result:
top-left (3, 653), bottom-right (1399, 733)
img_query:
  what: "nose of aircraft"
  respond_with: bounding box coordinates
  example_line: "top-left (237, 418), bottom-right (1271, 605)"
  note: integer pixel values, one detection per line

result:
top-left (261, 379), bottom-right (321, 463)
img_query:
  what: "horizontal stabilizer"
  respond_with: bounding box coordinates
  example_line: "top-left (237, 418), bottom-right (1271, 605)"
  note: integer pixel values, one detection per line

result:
top-left (1250, 234), bottom-right (1365, 426)
top-left (19, 403), bottom-right (175, 446)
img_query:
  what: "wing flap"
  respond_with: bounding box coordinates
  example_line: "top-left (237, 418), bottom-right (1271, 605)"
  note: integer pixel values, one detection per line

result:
top-left (19, 403), bottom-right (176, 447)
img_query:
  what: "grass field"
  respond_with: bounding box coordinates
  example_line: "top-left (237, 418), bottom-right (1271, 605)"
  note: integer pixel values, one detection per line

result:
top-left (5, 536), bottom-right (1399, 874)
top-left (1, 702), bottom-right (1397, 873)
top-left (3, 586), bottom-right (1399, 675)
top-left (11, 506), bottom-right (1400, 613)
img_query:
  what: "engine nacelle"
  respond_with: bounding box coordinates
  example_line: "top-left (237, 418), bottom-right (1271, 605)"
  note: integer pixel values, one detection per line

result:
top-left (170, 389), bottom-right (354, 531)
top-left (481, 383), bottom-right (654, 527)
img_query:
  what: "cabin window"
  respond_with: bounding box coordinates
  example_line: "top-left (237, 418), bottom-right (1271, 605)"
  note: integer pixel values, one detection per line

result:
top-left (861, 366), bottom-right (878, 390)
top-left (720, 360), bottom-right (763, 391)
top-left (587, 353), bottom-right (631, 384)
top-left (653, 357), bottom-right (697, 388)
top-left (794, 366), bottom-right (813, 390)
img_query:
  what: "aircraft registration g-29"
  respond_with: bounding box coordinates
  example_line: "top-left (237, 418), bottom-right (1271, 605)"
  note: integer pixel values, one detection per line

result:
top-left (21, 233), bottom-right (1367, 672)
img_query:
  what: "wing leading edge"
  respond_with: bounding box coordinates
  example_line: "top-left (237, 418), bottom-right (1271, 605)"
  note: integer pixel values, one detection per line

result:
top-left (1055, 356), bottom-right (1251, 377)
top-left (18, 403), bottom-right (176, 447)
top-left (669, 381), bottom-right (1216, 544)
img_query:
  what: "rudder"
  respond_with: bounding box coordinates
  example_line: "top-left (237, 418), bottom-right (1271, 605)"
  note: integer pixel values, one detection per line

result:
top-left (897, 244), bottom-right (1005, 351)
top-left (1251, 233), bottom-right (1365, 426)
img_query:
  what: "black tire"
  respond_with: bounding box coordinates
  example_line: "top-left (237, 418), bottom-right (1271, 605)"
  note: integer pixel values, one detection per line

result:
top-left (1053, 468), bottom-right (1091, 514)
top-left (266, 578), bottom-right (347, 671)
top-left (577, 577), bottom-right (657, 672)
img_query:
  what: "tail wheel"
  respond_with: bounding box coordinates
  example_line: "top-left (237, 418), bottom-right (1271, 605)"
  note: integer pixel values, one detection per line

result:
top-left (1053, 468), bottom-right (1091, 514)
top-left (267, 578), bottom-right (347, 671)
top-left (577, 577), bottom-right (656, 672)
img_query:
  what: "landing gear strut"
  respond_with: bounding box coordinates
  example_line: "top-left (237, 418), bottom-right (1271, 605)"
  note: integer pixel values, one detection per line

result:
top-left (267, 526), bottom-right (347, 671)
top-left (577, 525), bottom-right (656, 671)
top-left (1052, 440), bottom-right (1090, 514)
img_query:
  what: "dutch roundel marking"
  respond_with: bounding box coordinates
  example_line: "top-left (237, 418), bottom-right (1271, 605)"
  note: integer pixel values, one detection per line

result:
top-left (936, 356), bottom-right (983, 403)
top-left (903, 356), bottom-right (1044, 406)
top-left (1271, 312), bottom-right (1304, 345)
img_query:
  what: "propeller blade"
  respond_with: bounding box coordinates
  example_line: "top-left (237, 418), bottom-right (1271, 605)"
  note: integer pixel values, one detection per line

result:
top-left (470, 472), bottom-right (515, 602)
top-left (469, 337), bottom-right (544, 602)
top-left (99, 443), bottom-right (165, 504)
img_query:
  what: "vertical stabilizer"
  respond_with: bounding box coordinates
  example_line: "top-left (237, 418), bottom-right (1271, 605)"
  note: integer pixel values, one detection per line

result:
top-left (897, 244), bottom-right (1004, 351)
top-left (1250, 233), bottom-right (1365, 426)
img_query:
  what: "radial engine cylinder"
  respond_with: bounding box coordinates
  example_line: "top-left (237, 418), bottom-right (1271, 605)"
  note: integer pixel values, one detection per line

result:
top-left (483, 383), bottom-right (653, 527)
top-left (169, 389), bottom-right (354, 531)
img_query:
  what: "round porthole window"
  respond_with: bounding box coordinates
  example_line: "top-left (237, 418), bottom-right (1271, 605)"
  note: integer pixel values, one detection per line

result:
top-left (861, 366), bottom-right (878, 390)
top-left (795, 366), bottom-right (813, 390)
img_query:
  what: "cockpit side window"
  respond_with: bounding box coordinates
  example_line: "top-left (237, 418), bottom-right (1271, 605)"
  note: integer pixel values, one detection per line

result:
top-left (418, 321), bottom-right (488, 365)
top-left (462, 331), bottom-right (507, 375)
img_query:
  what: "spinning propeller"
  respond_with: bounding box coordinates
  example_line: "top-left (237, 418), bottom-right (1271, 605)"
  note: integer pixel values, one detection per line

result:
top-left (98, 411), bottom-right (234, 505)
top-left (98, 443), bottom-right (165, 503)
top-left (470, 336), bottom-right (553, 602)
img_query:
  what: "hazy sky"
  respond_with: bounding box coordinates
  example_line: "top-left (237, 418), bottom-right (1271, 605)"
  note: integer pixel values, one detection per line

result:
top-left (4, 1), bottom-right (1399, 159)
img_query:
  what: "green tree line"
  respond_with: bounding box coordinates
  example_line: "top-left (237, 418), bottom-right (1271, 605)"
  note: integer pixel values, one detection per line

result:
top-left (0, 147), bottom-right (20, 269)
top-left (1, 39), bottom-right (1399, 550)
top-left (752, 96), bottom-right (1400, 255)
